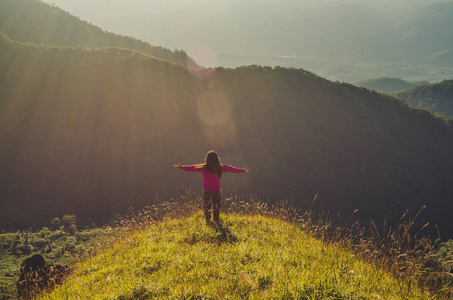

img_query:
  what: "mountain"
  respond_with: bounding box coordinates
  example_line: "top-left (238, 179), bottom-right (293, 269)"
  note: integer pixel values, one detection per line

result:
top-left (39, 0), bottom-right (453, 83)
top-left (1, 34), bottom-right (453, 238)
top-left (0, 0), bottom-right (198, 68)
top-left (39, 0), bottom-right (449, 62)
top-left (394, 80), bottom-right (453, 118)
top-left (355, 77), bottom-right (430, 94)
top-left (395, 2), bottom-right (453, 67)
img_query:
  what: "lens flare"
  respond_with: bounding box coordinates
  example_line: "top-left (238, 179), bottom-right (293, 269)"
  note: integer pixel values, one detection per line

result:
top-left (196, 88), bottom-right (231, 125)
top-left (196, 88), bottom-right (237, 148)
top-left (201, 118), bottom-right (237, 149)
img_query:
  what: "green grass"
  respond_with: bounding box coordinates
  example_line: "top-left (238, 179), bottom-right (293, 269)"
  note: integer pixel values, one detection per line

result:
top-left (0, 225), bottom-right (105, 298)
top-left (42, 212), bottom-right (433, 299)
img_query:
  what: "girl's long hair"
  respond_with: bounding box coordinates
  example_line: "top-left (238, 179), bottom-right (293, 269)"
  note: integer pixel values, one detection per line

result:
top-left (202, 150), bottom-right (222, 177)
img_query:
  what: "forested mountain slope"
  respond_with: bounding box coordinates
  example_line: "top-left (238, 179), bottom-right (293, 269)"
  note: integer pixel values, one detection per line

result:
top-left (0, 0), bottom-right (196, 68)
top-left (1, 35), bottom-right (453, 238)
top-left (395, 80), bottom-right (453, 118)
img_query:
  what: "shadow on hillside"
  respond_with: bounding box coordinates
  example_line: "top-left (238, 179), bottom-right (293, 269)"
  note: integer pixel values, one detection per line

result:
top-left (207, 221), bottom-right (238, 245)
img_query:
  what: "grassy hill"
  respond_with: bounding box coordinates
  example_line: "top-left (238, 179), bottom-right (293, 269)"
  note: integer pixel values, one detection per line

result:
top-left (394, 80), bottom-right (453, 118)
top-left (0, 0), bottom-right (197, 68)
top-left (355, 77), bottom-right (429, 93)
top-left (2, 198), bottom-right (451, 299)
top-left (41, 212), bottom-right (433, 299)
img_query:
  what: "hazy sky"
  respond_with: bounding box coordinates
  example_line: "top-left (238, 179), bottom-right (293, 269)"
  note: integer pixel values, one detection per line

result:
top-left (40, 0), bottom-right (453, 82)
top-left (41, 0), bottom-right (443, 55)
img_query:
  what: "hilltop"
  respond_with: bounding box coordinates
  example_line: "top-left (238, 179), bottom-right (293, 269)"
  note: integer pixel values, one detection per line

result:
top-left (394, 80), bottom-right (453, 118)
top-left (41, 212), bottom-right (433, 299)
top-left (3, 198), bottom-right (452, 299)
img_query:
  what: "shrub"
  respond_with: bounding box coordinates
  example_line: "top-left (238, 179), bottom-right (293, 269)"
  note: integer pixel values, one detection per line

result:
top-left (50, 218), bottom-right (61, 230)
top-left (12, 244), bottom-right (32, 256)
top-left (39, 227), bottom-right (51, 238)
top-left (32, 238), bottom-right (49, 249)
top-left (61, 215), bottom-right (77, 230)
top-left (68, 224), bottom-right (78, 236)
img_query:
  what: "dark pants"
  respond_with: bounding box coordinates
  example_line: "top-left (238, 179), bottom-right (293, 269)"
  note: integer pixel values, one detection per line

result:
top-left (203, 190), bottom-right (221, 221)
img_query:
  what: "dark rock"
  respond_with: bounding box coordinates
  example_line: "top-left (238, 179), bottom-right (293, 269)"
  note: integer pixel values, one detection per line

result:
top-left (18, 254), bottom-right (47, 282)
top-left (16, 254), bottom-right (70, 298)
top-left (16, 254), bottom-right (47, 298)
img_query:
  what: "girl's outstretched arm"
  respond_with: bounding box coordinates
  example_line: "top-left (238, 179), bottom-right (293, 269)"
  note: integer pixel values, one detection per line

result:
top-left (175, 164), bottom-right (204, 172)
top-left (222, 164), bottom-right (249, 173)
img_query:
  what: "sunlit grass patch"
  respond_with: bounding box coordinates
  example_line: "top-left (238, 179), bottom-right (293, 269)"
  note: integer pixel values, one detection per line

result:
top-left (41, 213), bottom-right (432, 299)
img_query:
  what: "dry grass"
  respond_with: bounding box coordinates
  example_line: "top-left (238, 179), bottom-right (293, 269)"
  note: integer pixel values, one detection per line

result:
top-left (37, 187), bottom-right (453, 299)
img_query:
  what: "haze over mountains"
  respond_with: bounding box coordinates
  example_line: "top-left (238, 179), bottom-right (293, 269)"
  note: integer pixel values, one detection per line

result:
top-left (355, 77), bottom-right (430, 94)
top-left (1, 0), bottom-right (453, 240)
top-left (42, 0), bottom-right (453, 82)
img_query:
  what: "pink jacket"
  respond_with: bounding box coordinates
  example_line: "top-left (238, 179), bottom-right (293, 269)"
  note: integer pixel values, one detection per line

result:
top-left (182, 164), bottom-right (244, 191)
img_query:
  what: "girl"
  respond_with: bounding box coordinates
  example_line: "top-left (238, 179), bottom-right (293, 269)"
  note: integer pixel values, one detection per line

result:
top-left (174, 150), bottom-right (249, 223)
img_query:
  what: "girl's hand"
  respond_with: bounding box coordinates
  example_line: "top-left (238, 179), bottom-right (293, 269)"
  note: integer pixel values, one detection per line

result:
top-left (242, 167), bottom-right (249, 173)
top-left (174, 163), bottom-right (183, 169)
